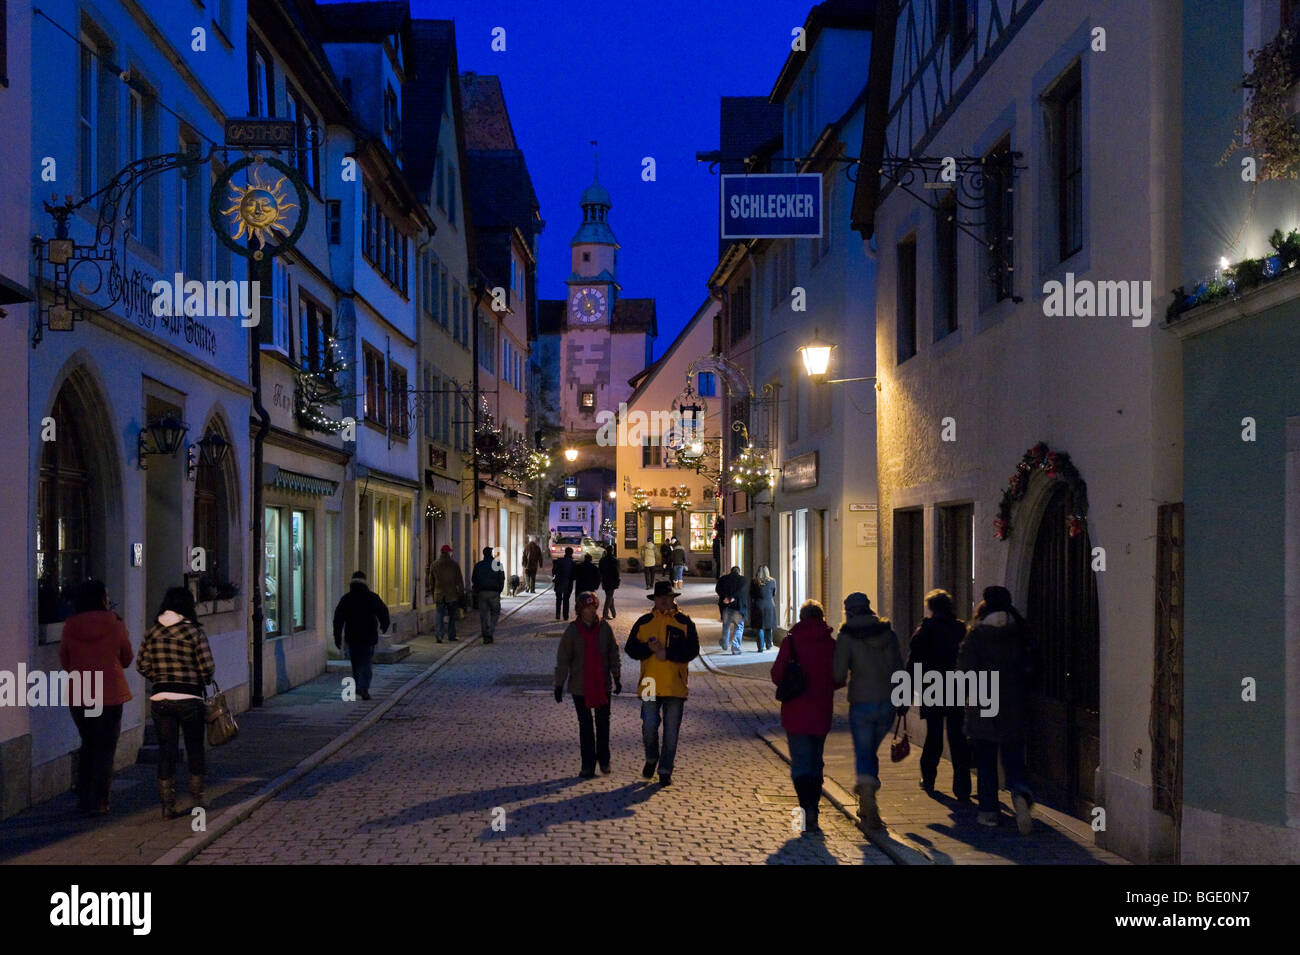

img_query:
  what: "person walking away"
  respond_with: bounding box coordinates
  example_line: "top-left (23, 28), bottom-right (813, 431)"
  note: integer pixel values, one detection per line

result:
top-left (832, 592), bottom-right (903, 832)
top-left (907, 589), bottom-right (972, 800)
top-left (332, 571), bottom-right (390, 700)
top-left (431, 544), bottom-right (465, 643)
top-left (59, 580), bottom-right (132, 815)
top-left (670, 539), bottom-right (687, 591)
top-left (715, 565), bottom-right (749, 655)
top-left (626, 580), bottom-right (700, 785)
top-left (136, 586), bottom-right (216, 818)
top-left (771, 600), bottom-right (843, 836)
top-left (958, 585), bottom-right (1035, 833)
top-left (598, 546), bottom-right (621, 620)
top-left (554, 592), bottom-right (622, 777)
top-left (751, 566), bottom-right (777, 652)
top-left (640, 538), bottom-right (659, 590)
top-left (471, 546), bottom-right (506, 644)
top-left (553, 547), bottom-right (576, 621)
top-left (574, 552), bottom-right (601, 595)
top-left (659, 539), bottom-right (672, 580)
top-left (523, 536), bottom-right (544, 593)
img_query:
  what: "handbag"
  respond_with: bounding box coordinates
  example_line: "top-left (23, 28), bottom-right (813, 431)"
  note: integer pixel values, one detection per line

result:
top-left (889, 712), bottom-right (911, 762)
top-left (204, 681), bottom-right (239, 747)
top-left (774, 633), bottom-right (807, 702)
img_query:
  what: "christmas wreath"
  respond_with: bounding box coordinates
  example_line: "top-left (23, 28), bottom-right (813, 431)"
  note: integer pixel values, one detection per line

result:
top-left (994, 442), bottom-right (1088, 540)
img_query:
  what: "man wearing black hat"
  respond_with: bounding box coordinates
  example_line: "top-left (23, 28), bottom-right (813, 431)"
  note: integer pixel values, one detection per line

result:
top-left (470, 547), bottom-right (506, 644)
top-left (332, 571), bottom-right (390, 700)
top-left (958, 585), bottom-right (1035, 833)
top-left (625, 580), bottom-right (700, 786)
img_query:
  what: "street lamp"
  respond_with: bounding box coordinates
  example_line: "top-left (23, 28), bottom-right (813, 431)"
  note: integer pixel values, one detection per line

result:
top-left (799, 328), bottom-right (834, 378)
top-left (138, 414), bottom-right (190, 469)
top-left (799, 327), bottom-right (879, 387)
top-left (607, 489), bottom-right (617, 500)
top-left (564, 446), bottom-right (579, 463)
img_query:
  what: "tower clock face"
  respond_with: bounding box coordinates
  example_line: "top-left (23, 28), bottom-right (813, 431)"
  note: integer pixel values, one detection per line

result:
top-left (570, 287), bottom-right (607, 325)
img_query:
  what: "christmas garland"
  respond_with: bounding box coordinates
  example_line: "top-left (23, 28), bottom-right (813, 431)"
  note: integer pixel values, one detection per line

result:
top-left (994, 442), bottom-right (1088, 540)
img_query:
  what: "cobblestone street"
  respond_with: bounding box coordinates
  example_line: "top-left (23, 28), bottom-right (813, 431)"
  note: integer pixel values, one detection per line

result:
top-left (191, 583), bottom-right (890, 865)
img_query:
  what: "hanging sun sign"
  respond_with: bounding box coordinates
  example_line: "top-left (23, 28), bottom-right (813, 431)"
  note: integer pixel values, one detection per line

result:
top-left (721, 173), bottom-right (822, 239)
top-left (209, 156), bottom-right (309, 261)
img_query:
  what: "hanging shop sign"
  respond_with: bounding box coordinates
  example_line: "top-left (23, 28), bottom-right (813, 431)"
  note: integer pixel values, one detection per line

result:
top-left (225, 119), bottom-right (298, 150)
top-left (721, 173), bottom-right (822, 239)
top-left (210, 155), bottom-right (309, 261)
top-left (782, 451), bottom-right (819, 492)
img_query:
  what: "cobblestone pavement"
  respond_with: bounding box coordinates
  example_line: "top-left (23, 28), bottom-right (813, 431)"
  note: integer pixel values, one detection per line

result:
top-left (192, 582), bottom-right (890, 865)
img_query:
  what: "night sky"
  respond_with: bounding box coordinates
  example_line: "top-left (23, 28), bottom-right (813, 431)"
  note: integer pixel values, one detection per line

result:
top-left (396, 0), bottom-right (805, 358)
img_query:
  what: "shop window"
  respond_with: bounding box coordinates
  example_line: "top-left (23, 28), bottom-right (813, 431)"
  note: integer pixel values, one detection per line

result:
top-left (689, 512), bottom-right (712, 552)
top-left (264, 507), bottom-right (281, 635)
top-left (193, 421), bottom-right (236, 603)
top-left (651, 514), bottom-right (674, 544)
top-left (37, 386), bottom-right (94, 625)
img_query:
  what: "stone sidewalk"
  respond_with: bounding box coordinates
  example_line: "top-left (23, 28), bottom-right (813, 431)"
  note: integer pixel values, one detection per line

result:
top-left (693, 617), bottom-right (1127, 865)
top-left (0, 582), bottom-right (549, 865)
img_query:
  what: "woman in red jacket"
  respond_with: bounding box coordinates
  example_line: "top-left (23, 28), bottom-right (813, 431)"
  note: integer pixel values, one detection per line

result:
top-left (59, 579), bottom-right (133, 815)
top-left (770, 599), bottom-right (844, 836)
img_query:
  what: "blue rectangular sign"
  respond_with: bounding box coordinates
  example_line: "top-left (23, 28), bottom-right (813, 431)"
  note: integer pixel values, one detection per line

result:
top-left (721, 173), bottom-right (822, 240)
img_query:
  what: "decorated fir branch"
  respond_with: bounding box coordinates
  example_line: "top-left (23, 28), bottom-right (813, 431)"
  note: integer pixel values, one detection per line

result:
top-left (994, 441), bottom-right (1088, 540)
top-left (729, 444), bottom-right (773, 498)
top-left (631, 487), bottom-right (652, 513)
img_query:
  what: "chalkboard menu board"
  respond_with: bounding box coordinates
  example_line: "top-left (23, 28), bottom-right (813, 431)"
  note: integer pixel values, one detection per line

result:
top-left (624, 512), bottom-right (638, 550)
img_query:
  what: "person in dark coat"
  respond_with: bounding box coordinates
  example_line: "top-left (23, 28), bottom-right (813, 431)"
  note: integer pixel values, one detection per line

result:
top-left (574, 553), bottom-right (601, 595)
top-left (554, 592), bottom-right (622, 777)
top-left (715, 565), bottom-right (749, 654)
top-left (771, 600), bottom-right (843, 836)
top-left (471, 546), bottom-right (506, 644)
top-left (659, 540), bottom-right (672, 579)
top-left (906, 589), bottom-right (972, 800)
top-left (750, 565), bottom-right (778, 652)
top-left (958, 585), bottom-right (1035, 833)
top-left (553, 547), bottom-right (576, 621)
top-left (669, 539), bottom-right (687, 591)
top-left (598, 546), bottom-right (621, 620)
top-left (332, 571), bottom-right (391, 700)
top-left (522, 536), bottom-right (544, 593)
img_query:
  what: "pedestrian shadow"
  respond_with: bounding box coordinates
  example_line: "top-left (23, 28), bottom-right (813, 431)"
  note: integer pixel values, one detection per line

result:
top-left (764, 833), bottom-right (841, 865)
top-left (354, 776), bottom-right (587, 833)
top-left (476, 781), bottom-right (659, 840)
top-left (925, 803), bottom-right (1109, 864)
top-left (276, 753), bottom-right (384, 801)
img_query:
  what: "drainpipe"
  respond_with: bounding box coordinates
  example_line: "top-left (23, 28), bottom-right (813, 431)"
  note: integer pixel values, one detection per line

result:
top-left (249, 257), bottom-right (271, 708)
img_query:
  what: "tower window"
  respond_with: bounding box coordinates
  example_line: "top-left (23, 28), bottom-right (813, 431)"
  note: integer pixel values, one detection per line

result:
top-left (583, 252), bottom-right (590, 263)
top-left (580, 389), bottom-right (595, 410)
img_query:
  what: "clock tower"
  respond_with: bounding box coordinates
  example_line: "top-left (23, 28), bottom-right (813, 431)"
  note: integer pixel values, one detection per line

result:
top-left (565, 168), bottom-right (619, 328)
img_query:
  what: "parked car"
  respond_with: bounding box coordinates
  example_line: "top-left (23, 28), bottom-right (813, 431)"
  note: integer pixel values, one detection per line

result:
top-left (578, 537), bottom-right (606, 561)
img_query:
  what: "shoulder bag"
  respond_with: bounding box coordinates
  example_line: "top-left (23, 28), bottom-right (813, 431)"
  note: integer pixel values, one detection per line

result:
top-left (204, 681), bottom-right (239, 747)
top-left (774, 633), bottom-right (807, 702)
top-left (889, 712), bottom-right (911, 762)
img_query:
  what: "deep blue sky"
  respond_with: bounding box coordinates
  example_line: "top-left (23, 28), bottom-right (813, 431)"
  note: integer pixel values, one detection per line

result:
top-left (402, 0), bottom-right (804, 359)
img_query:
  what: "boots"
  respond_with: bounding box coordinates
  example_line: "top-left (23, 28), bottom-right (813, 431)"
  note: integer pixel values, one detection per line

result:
top-left (856, 776), bottom-right (883, 831)
top-left (188, 774), bottom-right (206, 812)
top-left (793, 776), bottom-right (822, 835)
top-left (158, 778), bottom-right (176, 819)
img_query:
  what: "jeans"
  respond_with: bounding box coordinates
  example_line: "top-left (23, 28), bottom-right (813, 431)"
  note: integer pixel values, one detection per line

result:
top-left (556, 588), bottom-right (572, 620)
top-left (671, 565), bottom-right (684, 584)
top-left (525, 569), bottom-right (538, 592)
top-left (602, 589), bottom-right (616, 619)
top-left (71, 703), bottom-right (123, 810)
top-left (787, 732), bottom-right (827, 782)
top-left (722, 610), bottom-right (745, 652)
top-left (641, 697), bottom-right (685, 776)
top-left (973, 738), bottom-right (1032, 813)
top-left (151, 698), bottom-right (206, 781)
top-left (643, 567), bottom-right (655, 589)
top-left (436, 601), bottom-right (458, 641)
top-left (848, 700), bottom-right (895, 780)
top-left (478, 592), bottom-right (501, 638)
top-left (755, 628), bottom-right (772, 650)
top-left (348, 641), bottom-right (374, 694)
top-left (573, 695), bottom-right (611, 770)
top-left (921, 708), bottom-right (971, 797)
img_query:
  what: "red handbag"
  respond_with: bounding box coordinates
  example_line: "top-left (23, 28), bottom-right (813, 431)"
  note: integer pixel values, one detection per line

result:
top-left (889, 712), bottom-right (911, 762)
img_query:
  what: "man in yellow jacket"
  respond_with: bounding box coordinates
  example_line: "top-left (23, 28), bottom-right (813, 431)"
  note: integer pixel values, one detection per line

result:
top-left (625, 580), bottom-right (700, 786)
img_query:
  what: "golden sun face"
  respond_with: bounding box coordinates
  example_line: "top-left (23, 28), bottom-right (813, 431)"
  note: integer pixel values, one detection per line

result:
top-left (221, 169), bottom-right (297, 248)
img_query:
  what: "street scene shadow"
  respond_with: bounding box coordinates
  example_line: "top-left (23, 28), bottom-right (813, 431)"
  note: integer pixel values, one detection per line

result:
top-left (474, 780), bottom-right (659, 840)
top-left (765, 833), bottom-right (841, 865)
top-left (353, 776), bottom-right (589, 834)
top-left (275, 753), bottom-right (385, 802)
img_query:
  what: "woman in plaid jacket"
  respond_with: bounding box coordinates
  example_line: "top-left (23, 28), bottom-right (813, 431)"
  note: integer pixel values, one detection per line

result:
top-left (137, 587), bottom-right (215, 819)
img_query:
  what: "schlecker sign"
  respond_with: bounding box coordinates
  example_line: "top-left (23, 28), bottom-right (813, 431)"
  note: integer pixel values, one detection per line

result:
top-left (721, 173), bottom-right (822, 240)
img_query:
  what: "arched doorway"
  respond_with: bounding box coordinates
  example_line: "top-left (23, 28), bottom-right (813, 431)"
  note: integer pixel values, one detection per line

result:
top-left (1025, 481), bottom-right (1100, 818)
